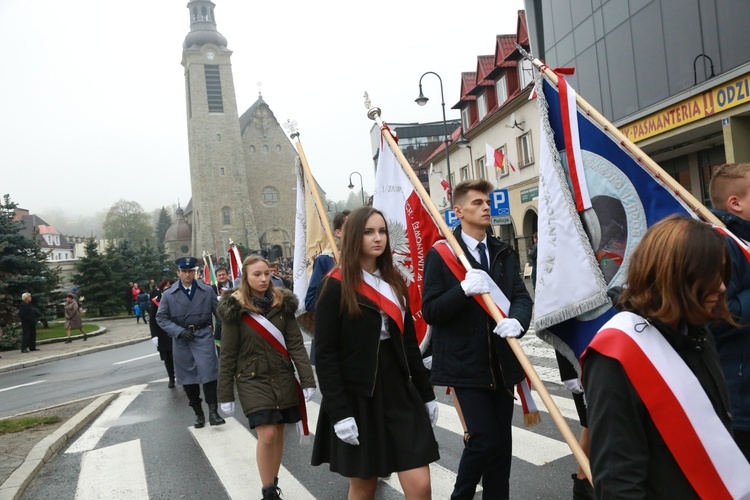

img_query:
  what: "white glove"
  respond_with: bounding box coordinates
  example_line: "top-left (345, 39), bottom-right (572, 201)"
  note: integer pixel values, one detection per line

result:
top-left (425, 400), bottom-right (439, 427)
top-left (151, 337), bottom-right (159, 348)
top-left (563, 378), bottom-right (584, 395)
top-left (422, 355), bottom-right (433, 370)
top-left (461, 269), bottom-right (492, 296)
top-left (333, 417), bottom-right (360, 446)
top-left (303, 387), bottom-right (316, 402)
top-left (494, 318), bottom-right (524, 338)
top-left (220, 402), bottom-right (235, 415)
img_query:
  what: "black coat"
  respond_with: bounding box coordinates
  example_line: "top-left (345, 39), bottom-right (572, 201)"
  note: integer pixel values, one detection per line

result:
top-left (314, 277), bottom-right (435, 423)
top-left (149, 294), bottom-right (172, 354)
top-left (584, 317), bottom-right (732, 499)
top-left (17, 301), bottom-right (38, 329)
top-left (422, 226), bottom-right (533, 389)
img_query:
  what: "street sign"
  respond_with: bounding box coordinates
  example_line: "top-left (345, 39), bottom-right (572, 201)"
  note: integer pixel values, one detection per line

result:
top-left (491, 216), bottom-right (512, 225)
top-left (490, 188), bottom-right (510, 216)
top-left (444, 209), bottom-right (460, 228)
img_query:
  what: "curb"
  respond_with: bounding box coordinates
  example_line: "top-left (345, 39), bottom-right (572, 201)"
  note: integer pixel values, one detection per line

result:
top-left (0, 393), bottom-right (117, 500)
top-left (0, 337), bottom-right (151, 374)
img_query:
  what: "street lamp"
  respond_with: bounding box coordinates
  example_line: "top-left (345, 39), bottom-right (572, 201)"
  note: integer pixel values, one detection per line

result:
top-left (348, 171), bottom-right (365, 205)
top-left (416, 71), bottom-right (453, 202)
top-left (456, 126), bottom-right (474, 177)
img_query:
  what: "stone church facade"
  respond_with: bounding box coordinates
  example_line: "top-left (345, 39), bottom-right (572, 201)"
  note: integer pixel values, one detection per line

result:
top-left (166, 0), bottom-right (296, 263)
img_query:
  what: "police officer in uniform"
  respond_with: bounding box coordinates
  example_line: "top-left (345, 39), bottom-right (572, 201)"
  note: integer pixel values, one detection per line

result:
top-left (156, 257), bottom-right (226, 428)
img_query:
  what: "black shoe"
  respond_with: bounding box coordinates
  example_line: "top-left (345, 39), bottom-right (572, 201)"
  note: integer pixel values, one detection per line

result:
top-left (30, 348), bottom-right (40, 351)
top-left (83, 333), bottom-right (87, 341)
top-left (168, 378), bottom-right (175, 389)
top-left (208, 404), bottom-right (226, 426)
top-left (65, 339), bottom-right (72, 344)
top-left (261, 485), bottom-right (282, 500)
top-left (194, 413), bottom-right (205, 428)
top-left (572, 473), bottom-right (595, 500)
top-left (21, 349), bottom-right (29, 353)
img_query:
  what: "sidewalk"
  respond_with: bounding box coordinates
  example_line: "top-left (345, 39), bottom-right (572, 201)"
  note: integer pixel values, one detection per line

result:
top-left (0, 316), bottom-right (152, 374)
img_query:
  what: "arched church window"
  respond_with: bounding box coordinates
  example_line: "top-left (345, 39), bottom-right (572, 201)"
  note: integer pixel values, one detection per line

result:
top-left (201, 6), bottom-right (208, 20)
top-left (222, 207), bottom-right (231, 225)
top-left (210, 8), bottom-right (215, 22)
top-left (192, 7), bottom-right (198, 21)
top-left (275, 145), bottom-right (282, 153)
top-left (262, 145), bottom-right (269, 153)
top-left (249, 145), bottom-right (256, 153)
top-left (261, 186), bottom-right (280, 206)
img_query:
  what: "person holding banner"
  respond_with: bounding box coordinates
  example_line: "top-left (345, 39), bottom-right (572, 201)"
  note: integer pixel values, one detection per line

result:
top-left (304, 209), bottom-right (349, 364)
top-left (709, 162), bottom-right (750, 460)
top-left (217, 255), bottom-right (316, 500)
top-left (582, 215), bottom-right (750, 499)
top-left (422, 179), bottom-right (532, 500)
top-left (311, 206), bottom-right (439, 500)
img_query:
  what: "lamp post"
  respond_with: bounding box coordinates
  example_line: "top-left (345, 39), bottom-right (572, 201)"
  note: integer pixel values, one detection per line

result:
top-left (456, 126), bottom-right (474, 178)
top-left (416, 71), bottom-right (453, 202)
top-left (348, 171), bottom-right (365, 205)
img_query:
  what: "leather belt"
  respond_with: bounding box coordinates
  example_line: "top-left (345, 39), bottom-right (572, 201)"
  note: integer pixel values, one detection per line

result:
top-left (186, 322), bottom-right (212, 331)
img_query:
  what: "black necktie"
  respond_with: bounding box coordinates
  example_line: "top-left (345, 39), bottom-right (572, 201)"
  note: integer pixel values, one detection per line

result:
top-left (477, 242), bottom-right (489, 272)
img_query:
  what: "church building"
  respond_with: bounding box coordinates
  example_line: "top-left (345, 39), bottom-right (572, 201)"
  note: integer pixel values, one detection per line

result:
top-left (165, 0), bottom-right (297, 264)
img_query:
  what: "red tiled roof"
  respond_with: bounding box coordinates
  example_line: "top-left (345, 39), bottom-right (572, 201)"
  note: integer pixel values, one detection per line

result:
top-left (495, 34), bottom-right (517, 67)
top-left (420, 125), bottom-right (463, 165)
top-left (477, 55), bottom-right (496, 81)
top-left (517, 10), bottom-right (529, 46)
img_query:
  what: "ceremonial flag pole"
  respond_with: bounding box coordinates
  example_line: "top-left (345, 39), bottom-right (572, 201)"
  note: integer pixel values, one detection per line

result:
top-left (364, 92), bottom-right (591, 479)
top-left (287, 122), bottom-right (339, 261)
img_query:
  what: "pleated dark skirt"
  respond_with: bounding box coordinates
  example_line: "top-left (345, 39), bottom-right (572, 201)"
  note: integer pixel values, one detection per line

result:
top-left (247, 406), bottom-right (301, 429)
top-left (311, 338), bottom-right (440, 478)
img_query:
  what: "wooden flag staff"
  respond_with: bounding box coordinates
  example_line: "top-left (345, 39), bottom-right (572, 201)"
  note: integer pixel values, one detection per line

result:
top-left (286, 121), bottom-right (340, 262)
top-left (364, 93), bottom-right (592, 481)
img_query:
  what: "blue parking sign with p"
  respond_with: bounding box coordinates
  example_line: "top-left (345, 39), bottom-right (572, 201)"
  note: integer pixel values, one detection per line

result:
top-left (491, 188), bottom-right (510, 216)
top-left (444, 209), bottom-right (460, 228)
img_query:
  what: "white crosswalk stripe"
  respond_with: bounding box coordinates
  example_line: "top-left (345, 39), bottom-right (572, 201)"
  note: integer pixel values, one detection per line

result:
top-left (66, 384), bottom-right (147, 454)
top-left (189, 417), bottom-right (315, 500)
top-left (75, 439), bottom-right (149, 499)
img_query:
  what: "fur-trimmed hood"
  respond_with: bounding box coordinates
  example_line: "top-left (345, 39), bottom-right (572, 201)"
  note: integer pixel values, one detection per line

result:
top-left (218, 287), bottom-right (298, 323)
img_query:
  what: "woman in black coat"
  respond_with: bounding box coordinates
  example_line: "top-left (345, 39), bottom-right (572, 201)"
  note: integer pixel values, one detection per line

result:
top-left (583, 216), bottom-right (749, 498)
top-left (150, 278), bottom-right (175, 388)
top-left (311, 207), bottom-right (439, 500)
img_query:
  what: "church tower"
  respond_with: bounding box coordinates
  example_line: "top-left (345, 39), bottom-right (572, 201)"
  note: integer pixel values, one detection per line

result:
top-left (182, 0), bottom-right (260, 256)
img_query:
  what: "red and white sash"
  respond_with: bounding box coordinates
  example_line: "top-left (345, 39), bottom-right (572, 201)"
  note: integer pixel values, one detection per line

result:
top-left (714, 225), bottom-right (750, 264)
top-left (433, 241), bottom-right (540, 422)
top-left (433, 240), bottom-right (510, 318)
top-left (241, 312), bottom-right (309, 435)
top-left (582, 312), bottom-right (750, 499)
top-left (328, 268), bottom-right (405, 333)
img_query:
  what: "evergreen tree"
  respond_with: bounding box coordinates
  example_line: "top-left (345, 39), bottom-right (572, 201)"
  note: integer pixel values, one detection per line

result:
top-left (154, 207), bottom-right (172, 247)
top-left (73, 239), bottom-right (121, 316)
top-left (0, 194), bottom-right (61, 348)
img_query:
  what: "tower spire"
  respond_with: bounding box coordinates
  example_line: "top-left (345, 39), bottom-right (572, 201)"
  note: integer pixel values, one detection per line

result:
top-left (183, 0), bottom-right (228, 49)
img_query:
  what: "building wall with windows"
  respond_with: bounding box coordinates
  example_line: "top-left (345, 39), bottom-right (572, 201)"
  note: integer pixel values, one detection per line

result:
top-left (524, 0), bottom-right (750, 206)
top-left (424, 10), bottom-right (541, 262)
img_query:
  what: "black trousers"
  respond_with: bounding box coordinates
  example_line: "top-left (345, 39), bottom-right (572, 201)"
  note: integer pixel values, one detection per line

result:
top-left (162, 351), bottom-right (175, 380)
top-left (183, 380), bottom-right (218, 408)
top-left (21, 322), bottom-right (37, 351)
top-left (451, 386), bottom-right (514, 500)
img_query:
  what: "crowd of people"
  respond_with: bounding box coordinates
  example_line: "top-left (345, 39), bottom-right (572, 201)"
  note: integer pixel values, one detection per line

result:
top-left (16, 162), bottom-right (750, 499)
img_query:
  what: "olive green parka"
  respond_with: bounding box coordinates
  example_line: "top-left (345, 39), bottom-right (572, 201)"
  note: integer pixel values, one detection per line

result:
top-left (217, 288), bottom-right (315, 416)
